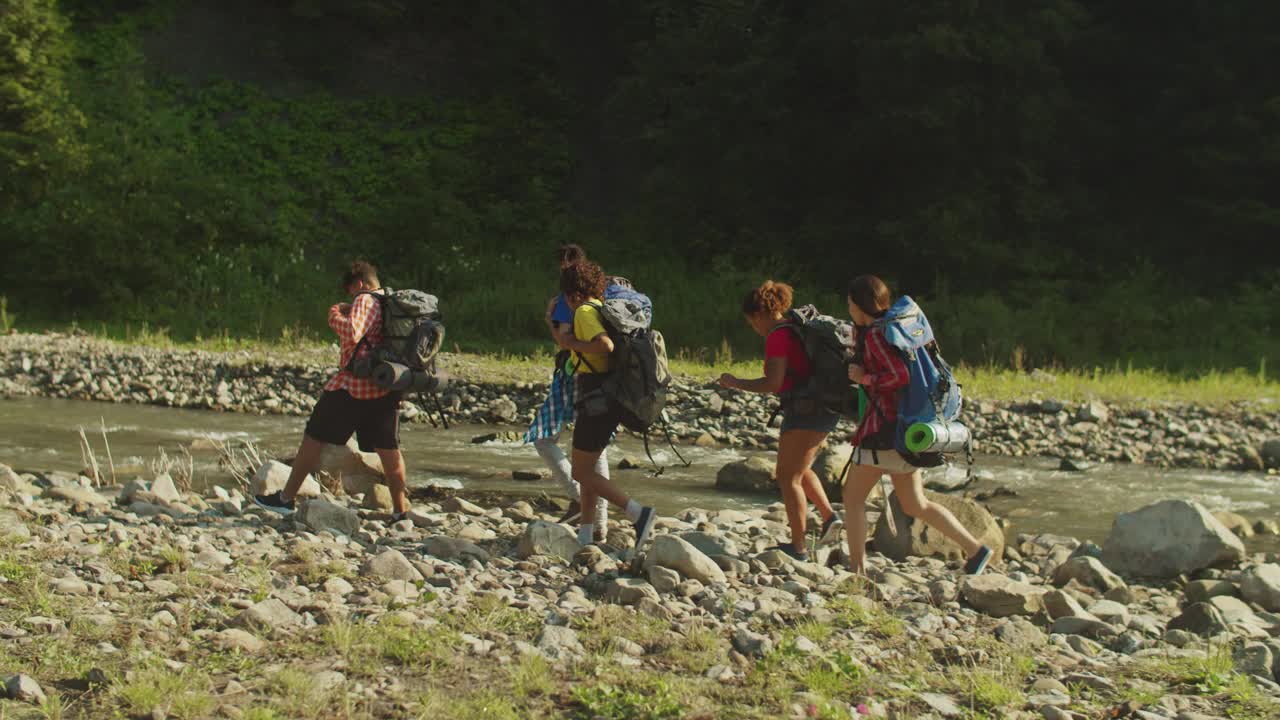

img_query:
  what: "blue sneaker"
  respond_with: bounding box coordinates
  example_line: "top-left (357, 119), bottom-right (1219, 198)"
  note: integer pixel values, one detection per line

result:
top-left (964, 545), bottom-right (993, 575)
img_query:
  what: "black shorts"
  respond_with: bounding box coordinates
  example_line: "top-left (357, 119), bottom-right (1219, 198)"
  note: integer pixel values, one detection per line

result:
top-left (572, 374), bottom-right (623, 453)
top-left (304, 390), bottom-right (401, 452)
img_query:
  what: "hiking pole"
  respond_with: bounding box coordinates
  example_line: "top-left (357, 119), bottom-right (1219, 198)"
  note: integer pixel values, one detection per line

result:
top-left (430, 390), bottom-right (450, 430)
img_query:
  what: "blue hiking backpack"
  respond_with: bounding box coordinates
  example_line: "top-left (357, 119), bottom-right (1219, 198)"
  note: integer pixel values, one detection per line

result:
top-left (871, 296), bottom-right (970, 469)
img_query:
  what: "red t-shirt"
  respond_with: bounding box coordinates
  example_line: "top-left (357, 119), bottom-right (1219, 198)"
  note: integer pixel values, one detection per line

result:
top-left (765, 326), bottom-right (811, 393)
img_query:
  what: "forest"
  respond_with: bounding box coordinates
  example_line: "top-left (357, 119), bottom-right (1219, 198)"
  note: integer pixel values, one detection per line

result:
top-left (2, 0), bottom-right (1277, 372)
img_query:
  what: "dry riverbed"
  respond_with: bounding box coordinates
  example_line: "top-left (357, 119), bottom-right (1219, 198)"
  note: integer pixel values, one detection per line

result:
top-left (1, 458), bottom-right (1280, 719)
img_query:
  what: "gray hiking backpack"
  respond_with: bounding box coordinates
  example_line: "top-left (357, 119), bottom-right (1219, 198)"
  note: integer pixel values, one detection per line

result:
top-left (775, 304), bottom-right (861, 418)
top-left (348, 289), bottom-right (445, 380)
top-left (577, 286), bottom-right (688, 471)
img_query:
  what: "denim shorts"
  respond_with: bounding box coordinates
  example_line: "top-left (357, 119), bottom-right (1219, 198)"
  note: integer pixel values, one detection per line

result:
top-left (780, 409), bottom-right (840, 434)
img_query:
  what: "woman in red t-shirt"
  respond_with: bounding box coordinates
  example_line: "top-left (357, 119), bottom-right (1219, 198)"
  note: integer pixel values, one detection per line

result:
top-left (843, 275), bottom-right (991, 576)
top-left (719, 280), bottom-right (841, 560)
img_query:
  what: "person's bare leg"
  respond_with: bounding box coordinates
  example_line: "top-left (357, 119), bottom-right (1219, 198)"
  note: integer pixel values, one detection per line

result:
top-left (281, 435), bottom-right (326, 502)
top-left (891, 471), bottom-right (981, 557)
top-left (572, 448), bottom-right (630, 510)
top-left (800, 468), bottom-right (835, 522)
top-left (775, 430), bottom-right (826, 551)
top-left (841, 465), bottom-right (882, 574)
top-left (375, 448), bottom-right (409, 514)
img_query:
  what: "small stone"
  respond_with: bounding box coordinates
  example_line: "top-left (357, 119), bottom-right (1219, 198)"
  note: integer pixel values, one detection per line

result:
top-left (605, 578), bottom-right (659, 606)
top-left (323, 577), bottom-right (355, 596)
top-left (1167, 602), bottom-right (1229, 637)
top-left (536, 624), bottom-right (584, 660)
top-left (4, 674), bottom-right (46, 705)
top-left (442, 497), bottom-right (487, 516)
top-left (961, 575), bottom-right (1045, 617)
top-left (517, 521), bottom-right (580, 562)
top-left (362, 549), bottom-right (424, 582)
top-left (214, 629), bottom-right (266, 654)
top-left (232, 598), bottom-right (302, 631)
top-left (648, 565), bottom-right (681, 594)
top-left (918, 692), bottom-right (964, 718)
top-left (732, 628), bottom-right (774, 657)
top-left (1240, 564), bottom-right (1280, 612)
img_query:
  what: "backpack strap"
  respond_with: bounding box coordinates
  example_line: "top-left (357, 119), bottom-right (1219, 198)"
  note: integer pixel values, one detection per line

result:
top-left (572, 300), bottom-right (607, 374)
top-left (344, 290), bottom-right (388, 372)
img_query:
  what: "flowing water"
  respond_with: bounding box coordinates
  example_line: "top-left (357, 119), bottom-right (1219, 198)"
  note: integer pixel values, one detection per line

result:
top-left (1, 396), bottom-right (1276, 549)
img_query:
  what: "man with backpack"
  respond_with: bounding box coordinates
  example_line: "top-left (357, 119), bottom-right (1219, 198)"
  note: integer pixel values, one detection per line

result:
top-left (254, 260), bottom-right (412, 522)
top-left (556, 260), bottom-right (659, 557)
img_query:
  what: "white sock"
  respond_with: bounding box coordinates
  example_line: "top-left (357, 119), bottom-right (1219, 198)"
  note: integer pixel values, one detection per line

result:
top-left (578, 524), bottom-right (594, 545)
top-left (624, 500), bottom-right (643, 523)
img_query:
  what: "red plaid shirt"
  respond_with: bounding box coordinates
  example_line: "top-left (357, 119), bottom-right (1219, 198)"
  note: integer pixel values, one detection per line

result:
top-left (324, 293), bottom-right (388, 400)
top-left (851, 325), bottom-right (911, 446)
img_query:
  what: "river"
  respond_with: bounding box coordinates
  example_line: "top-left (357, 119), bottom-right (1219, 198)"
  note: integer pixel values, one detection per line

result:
top-left (1, 396), bottom-right (1276, 550)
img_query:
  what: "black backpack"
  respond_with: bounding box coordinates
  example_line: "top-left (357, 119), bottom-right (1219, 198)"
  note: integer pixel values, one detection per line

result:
top-left (775, 305), bottom-right (861, 418)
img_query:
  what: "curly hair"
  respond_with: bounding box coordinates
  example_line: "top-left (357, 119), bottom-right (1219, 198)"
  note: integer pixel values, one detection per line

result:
top-left (560, 260), bottom-right (607, 302)
top-left (741, 280), bottom-right (794, 316)
top-left (342, 259), bottom-right (379, 290)
top-left (848, 275), bottom-right (891, 317)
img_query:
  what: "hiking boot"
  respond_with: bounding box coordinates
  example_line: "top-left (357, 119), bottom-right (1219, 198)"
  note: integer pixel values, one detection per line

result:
top-left (628, 506), bottom-right (656, 562)
top-left (767, 543), bottom-right (810, 562)
top-left (964, 545), bottom-right (993, 575)
top-left (818, 513), bottom-right (843, 545)
top-left (253, 491), bottom-right (296, 516)
top-left (557, 500), bottom-right (582, 525)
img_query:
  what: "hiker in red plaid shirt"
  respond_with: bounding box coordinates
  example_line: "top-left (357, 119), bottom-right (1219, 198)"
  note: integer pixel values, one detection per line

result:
top-left (254, 260), bottom-right (411, 521)
top-left (841, 275), bottom-right (991, 576)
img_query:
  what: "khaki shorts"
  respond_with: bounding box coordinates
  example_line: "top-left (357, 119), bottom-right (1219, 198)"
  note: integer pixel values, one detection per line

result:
top-left (853, 446), bottom-right (917, 474)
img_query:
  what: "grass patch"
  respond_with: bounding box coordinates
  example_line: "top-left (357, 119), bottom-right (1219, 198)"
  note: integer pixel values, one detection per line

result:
top-left (114, 666), bottom-right (216, 720)
top-left (510, 654), bottom-right (555, 700)
top-left (571, 678), bottom-right (686, 720)
top-left (957, 363), bottom-right (1279, 406)
top-left (446, 593), bottom-right (542, 641)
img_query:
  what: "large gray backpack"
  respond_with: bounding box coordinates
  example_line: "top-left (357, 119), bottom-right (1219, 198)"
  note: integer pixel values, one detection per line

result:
top-left (775, 304), bottom-right (860, 417)
top-left (348, 289), bottom-right (444, 377)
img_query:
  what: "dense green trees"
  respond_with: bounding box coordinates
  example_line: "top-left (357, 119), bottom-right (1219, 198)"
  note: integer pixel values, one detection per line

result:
top-left (1, 0), bottom-right (1276, 371)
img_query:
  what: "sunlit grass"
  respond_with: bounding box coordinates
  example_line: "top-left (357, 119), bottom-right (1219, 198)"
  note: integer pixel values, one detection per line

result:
top-left (15, 326), bottom-right (1276, 406)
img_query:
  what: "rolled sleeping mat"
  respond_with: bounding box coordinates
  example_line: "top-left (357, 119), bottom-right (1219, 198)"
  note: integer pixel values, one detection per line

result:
top-left (372, 361), bottom-right (413, 392)
top-left (904, 421), bottom-right (971, 454)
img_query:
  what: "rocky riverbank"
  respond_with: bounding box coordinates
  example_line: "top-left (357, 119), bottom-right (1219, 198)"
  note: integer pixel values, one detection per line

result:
top-left (2, 458), bottom-right (1280, 719)
top-left (3, 332), bottom-right (1279, 473)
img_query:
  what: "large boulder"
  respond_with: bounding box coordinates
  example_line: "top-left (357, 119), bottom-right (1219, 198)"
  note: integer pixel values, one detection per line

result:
top-left (1240, 564), bottom-right (1280, 612)
top-left (715, 457), bottom-right (775, 494)
top-left (518, 521), bottom-right (580, 562)
top-left (812, 445), bottom-right (853, 496)
top-left (872, 490), bottom-right (1004, 562)
top-left (297, 499), bottom-right (361, 537)
top-left (644, 535), bottom-right (726, 585)
top-left (961, 575), bottom-right (1045, 618)
top-left (1101, 500), bottom-right (1245, 578)
top-left (315, 439), bottom-right (385, 496)
top-left (251, 461), bottom-right (321, 498)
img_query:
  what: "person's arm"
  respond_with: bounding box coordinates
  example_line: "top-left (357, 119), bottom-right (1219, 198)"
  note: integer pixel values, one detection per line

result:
top-left (720, 356), bottom-right (786, 394)
top-left (557, 331), bottom-right (613, 355)
top-left (851, 330), bottom-right (910, 391)
top-left (720, 330), bottom-right (788, 393)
